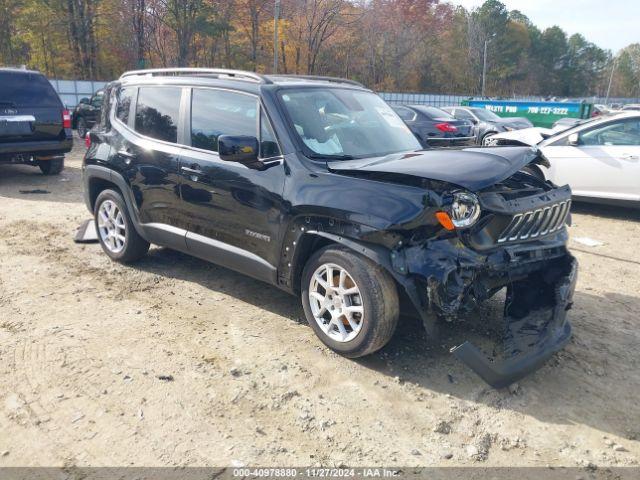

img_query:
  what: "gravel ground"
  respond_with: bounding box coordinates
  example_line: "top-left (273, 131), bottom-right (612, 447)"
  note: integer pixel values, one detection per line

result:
top-left (0, 138), bottom-right (639, 468)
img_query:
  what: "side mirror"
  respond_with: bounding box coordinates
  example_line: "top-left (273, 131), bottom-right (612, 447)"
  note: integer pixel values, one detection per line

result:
top-left (218, 135), bottom-right (260, 166)
top-left (568, 132), bottom-right (579, 146)
top-left (79, 97), bottom-right (90, 105)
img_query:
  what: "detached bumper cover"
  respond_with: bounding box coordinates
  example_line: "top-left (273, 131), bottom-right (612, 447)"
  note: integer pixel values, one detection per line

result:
top-left (394, 234), bottom-right (578, 388)
top-left (452, 255), bottom-right (577, 388)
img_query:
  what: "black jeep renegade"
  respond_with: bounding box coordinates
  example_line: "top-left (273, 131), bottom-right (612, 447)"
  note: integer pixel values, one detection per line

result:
top-left (83, 68), bottom-right (577, 388)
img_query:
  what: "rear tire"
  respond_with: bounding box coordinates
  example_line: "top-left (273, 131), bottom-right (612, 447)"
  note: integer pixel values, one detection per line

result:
top-left (94, 189), bottom-right (149, 263)
top-left (38, 157), bottom-right (64, 175)
top-left (301, 246), bottom-right (399, 358)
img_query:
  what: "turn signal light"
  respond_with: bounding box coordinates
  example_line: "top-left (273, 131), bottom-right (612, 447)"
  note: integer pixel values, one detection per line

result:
top-left (435, 122), bottom-right (457, 133)
top-left (435, 211), bottom-right (455, 231)
top-left (62, 110), bottom-right (72, 129)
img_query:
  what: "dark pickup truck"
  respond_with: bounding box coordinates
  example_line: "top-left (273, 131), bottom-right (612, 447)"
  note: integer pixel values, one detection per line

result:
top-left (0, 68), bottom-right (73, 175)
top-left (73, 89), bottom-right (104, 138)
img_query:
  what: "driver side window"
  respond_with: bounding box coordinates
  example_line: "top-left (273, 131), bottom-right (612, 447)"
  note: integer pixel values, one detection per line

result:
top-left (191, 89), bottom-right (258, 153)
top-left (580, 120), bottom-right (640, 146)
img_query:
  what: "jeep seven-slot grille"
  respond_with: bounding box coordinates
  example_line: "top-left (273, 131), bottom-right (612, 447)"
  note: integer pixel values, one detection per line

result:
top-left (497, 200), bottom-right (571, 243)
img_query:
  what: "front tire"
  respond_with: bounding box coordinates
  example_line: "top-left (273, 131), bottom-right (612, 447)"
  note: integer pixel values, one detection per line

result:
top-left (481, 132), bottom-right (499, 146)
top-left (38, 157), bottom-right (64, 175)
top-left (94, 189), bottom-right (149, 263)
top-left (301, 246), bottom-right (399, 358)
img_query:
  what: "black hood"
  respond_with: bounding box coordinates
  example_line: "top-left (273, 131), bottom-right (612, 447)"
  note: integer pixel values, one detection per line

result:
top-left (327, 146), bottom-right (541, 191)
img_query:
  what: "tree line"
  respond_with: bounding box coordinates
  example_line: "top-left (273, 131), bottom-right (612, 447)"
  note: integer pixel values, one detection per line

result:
top-left (1, 0), bottom-right (639, 98)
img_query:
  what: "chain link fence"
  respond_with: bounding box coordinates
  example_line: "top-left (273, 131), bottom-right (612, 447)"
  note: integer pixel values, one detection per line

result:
top-left (49, 78), bottom-right (108, 108)
top-left (46, 77), bottom-right (640, 110)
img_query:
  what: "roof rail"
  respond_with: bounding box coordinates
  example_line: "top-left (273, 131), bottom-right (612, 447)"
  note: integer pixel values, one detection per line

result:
top-left (268, 74), bottom-right (365, 88)
top-left (119, 68), bottom-right (272, 84)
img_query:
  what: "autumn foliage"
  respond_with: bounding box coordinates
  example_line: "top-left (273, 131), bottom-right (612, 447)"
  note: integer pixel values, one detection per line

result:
top-left (0, 0), bottom-right (638, 97)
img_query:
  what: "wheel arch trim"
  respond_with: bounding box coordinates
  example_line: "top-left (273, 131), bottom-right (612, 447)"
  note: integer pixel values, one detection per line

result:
top-left (84, 164), bottom-right (146, 237)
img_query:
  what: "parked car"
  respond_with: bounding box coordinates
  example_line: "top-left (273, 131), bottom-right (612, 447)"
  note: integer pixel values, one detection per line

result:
top-left (484, 112), bottom-right (640, 204)
top-left (551, 117), bottom-right (586, 130)
top-left (0, 67), bottom-right (72, 174)
top-left (592, 103), bottom-right (610, 116)
top-left (441, 106), bottom-right (533, 145)
top-left (83, 68), bottom-right (577, 388)
top-left (391, 105), bottom-right (475, 147)
top-left (621, 103), bottom-right (640, 112)
top-left (73, 89), bottom-right (104, 138)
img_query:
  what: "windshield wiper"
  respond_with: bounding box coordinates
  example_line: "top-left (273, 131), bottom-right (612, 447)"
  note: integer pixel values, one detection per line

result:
top-left (307, 153), bottom-right (356, 161)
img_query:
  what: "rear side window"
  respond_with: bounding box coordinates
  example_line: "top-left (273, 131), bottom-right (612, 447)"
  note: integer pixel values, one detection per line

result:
top-left (392, 106), bottom-right (416, 121)
top-left (415, 106), bottom-right (453, 120)
top-left (191, 88), bottom-right (257, 153)
top-left (0, 71), bottom-right (61, 107)
top-left (135, 86), bottom-right (182, 143)
top-left (115, 87), bottom-right (134, 124)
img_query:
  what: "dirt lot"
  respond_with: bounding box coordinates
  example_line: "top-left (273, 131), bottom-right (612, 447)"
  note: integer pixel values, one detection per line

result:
top-left (0, 138), bottom-right (639, 468)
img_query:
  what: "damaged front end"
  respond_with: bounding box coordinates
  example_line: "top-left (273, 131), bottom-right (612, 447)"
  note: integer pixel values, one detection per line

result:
top-left (449, 251), bottom-right (577, 389)
top-left (389, 167), bottom-right (577, 388)
top-left (323, 145), bottom-right (578, 387)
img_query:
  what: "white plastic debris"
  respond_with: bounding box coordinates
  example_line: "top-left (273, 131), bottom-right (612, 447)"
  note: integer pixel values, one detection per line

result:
top-left (573, 237), bottom-right (604, 247)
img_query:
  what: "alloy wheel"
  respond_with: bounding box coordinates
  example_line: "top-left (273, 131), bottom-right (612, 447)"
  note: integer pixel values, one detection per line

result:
top-left (97, 200), bottom-right (126, 254)
top-left (309, 263), bottom-right (364, 342)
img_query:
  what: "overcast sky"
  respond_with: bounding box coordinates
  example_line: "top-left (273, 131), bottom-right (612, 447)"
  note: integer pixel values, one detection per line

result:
top-left (449, 0), bottom-right (638, 53)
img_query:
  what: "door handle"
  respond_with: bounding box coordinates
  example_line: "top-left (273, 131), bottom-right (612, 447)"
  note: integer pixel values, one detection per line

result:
top-left (620, 154), bottom-right (639, 161)
top-left (117, 149), bottom-right (137, 159)
top-left (181, 166), bottom-right (202, 175)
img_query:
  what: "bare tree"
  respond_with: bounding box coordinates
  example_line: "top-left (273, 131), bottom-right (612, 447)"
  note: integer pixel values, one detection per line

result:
top-left (237, 0), bottom-right (271, 70)
top-left (62, 0), bottom-right (99, 78)
top-left (150, 0), bottom-right (203, 66)
top-left (131, 0), bottom-right (146, 67)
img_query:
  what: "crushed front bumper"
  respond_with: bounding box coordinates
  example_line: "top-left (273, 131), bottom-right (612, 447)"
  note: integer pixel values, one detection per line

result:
top-left (451, 256), bottom-right (577, 388)
top-left (394, 237), bottom-right (578, 388)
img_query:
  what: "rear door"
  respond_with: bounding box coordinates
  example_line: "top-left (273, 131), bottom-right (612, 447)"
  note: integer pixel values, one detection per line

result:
top-left (112, 85), bottom-right (186, 233)
top-left (543, 117), bottom-right (640, 200)
top-left (0, 71), bottom-right (64, 144)
top-left (451, 108), bottom-right (480, 139)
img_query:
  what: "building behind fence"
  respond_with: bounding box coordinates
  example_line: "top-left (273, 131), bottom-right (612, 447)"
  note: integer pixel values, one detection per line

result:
top-left (47, 77), bottom-right (640, 109)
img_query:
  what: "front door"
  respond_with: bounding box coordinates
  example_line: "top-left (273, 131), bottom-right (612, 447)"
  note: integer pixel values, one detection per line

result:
top-left (544, 117), bottom-right (640, 201)
top-left (178, 87), bottom-right (286, 282)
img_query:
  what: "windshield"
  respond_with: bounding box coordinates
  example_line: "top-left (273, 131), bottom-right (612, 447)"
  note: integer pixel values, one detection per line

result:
top-left (279, 88), bottom-right (421, 159)
top-left (539, 116), bottom-right (605, 145)
top-left (554, 117), bottom-right (599, 133)
top-left (471, 108), bottom-right (501, 122)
